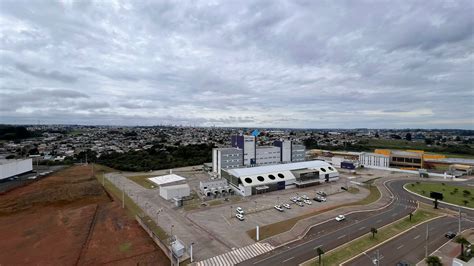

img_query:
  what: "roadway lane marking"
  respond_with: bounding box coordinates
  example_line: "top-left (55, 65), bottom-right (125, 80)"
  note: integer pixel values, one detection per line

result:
top-left (396, 244), bottom-right (404, 250)
top-left (414, 235), bottom-right (421, 239)
top-left (391, 213), bottom-right (397, 217)
top-left (283, 257), bottom-right (294, 263)
top-left (376, 219), bottom-right (382, 223)
top-left (313, 245), bottom-right (322, 250)
top-left (337, 234), bottom-right (346, 240)
top-left (359, 226), bottom-right (366, 230)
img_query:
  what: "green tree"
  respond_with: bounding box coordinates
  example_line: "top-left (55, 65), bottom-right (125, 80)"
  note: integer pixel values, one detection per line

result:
top-left (430, 192), bottom-right (443, 209)
top-left (463, 190), bottom-right (471, 197)
top-left (370, 227), bottom-right (378, 239)
top-left (455, 236), bottom-right (470, 257)
top-left (425, 255), bottom-right (442, 265)
top-left (409, 212), bottom-right (413, 221)
top-left (316, 246), bottom-right (324, 265)
top-left (463, 200), bottom-right (469, 206)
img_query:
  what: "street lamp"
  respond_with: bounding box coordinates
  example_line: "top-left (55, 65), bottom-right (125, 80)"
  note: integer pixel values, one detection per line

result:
top-left (230, 205), bottom-right (233, 218)
top-left (255, 201), bottom-right (257, 212)
top-left (190, 242), bottom-right (195, 263)
top-left (170, 224), bottom-right (174, 241)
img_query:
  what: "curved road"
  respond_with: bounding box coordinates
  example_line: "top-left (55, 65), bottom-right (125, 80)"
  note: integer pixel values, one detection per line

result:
top-left (238, 178), bottom-right (474, 266)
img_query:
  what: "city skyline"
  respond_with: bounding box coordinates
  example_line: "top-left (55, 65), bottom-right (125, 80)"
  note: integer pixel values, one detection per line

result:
top-left (1, 1), bottom-right (473, 129)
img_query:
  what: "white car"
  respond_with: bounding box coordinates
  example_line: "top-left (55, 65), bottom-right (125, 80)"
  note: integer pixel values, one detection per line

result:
top-left (319, 197), bottom-right (327, 202)
top-left (290, 197), bottom-right (298, 203)
top-left (236, 214), bottom-right (245, 221)
top-left (274, 205), bottom-right (284, 212)
top-left (283, 203), bottom-right (291, 209)
top-left (236, 207), bottom-right (244, 215)
top-left (335, 215), bottom-right (346, 221)
top-left (296, 201), bottom-right (304, 207)
top-left (317, 191), bottom-right (327, 197)
top-left (304, 200), bottom-right (312, 205)
top-left (302, 195), bottom-right (309, 200)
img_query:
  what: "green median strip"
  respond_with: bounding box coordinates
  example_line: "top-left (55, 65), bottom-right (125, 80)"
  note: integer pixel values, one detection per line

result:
top-left (247, 184), bottom-right (381, 241)
top-left (301, 208), bottom-right (440, 266)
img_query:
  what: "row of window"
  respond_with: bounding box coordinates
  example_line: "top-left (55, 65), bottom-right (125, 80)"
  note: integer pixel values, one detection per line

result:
top-left (244, 173), bottom-right (286, 184)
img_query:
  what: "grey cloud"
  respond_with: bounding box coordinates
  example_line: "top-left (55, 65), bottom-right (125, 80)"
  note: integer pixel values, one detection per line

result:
top-left (0, 0), bottom-right (472, 129)
top-left (15, 63), bottom-right (77, 83)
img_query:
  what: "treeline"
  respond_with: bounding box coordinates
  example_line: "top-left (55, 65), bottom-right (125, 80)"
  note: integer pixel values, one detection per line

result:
top-left (0, 125), bottom-right (41, 140)
top-left (303, 138), bottom-right (474, 156)
top-left (96, 143), bottom-right (214, 171)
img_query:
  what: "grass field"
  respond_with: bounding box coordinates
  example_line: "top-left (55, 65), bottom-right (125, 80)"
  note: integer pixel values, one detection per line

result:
top-left (126, 175), bottom-right (157, 189)
top-left (247, 184), bottom-right (381, 241)
top-left (406, 182), bottom-right (474, 207)
top-left (304, 208), bottom-right (440, 266)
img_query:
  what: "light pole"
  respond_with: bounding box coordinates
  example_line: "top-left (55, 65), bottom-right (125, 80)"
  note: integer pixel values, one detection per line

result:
top-left (230, 205), bottom-right (233, 218)
top-left (255, 201), bottom-right (257, 212)
top-left (190, 242), bottom-right (195, 263)
top-left (277, 196), bottom-right (280, 206)
top-left (170, 224), bottom-right (174, 242)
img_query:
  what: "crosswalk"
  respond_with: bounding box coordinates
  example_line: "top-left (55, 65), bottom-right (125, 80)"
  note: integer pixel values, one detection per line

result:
top-left (196, 242), bottom-right (274, 266)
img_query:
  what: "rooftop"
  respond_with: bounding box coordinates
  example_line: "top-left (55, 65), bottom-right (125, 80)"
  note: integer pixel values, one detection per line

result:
top-left (225, 160), bottom-right (334, 177)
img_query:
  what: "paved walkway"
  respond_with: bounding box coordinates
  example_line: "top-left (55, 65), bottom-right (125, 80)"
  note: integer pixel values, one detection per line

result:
top-left (196, 242), bottom-right (274, 266)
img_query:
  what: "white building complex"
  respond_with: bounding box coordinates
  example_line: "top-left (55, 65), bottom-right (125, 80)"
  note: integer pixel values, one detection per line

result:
top-left (0, 158), bottom-right (33, 181)
top-left (221, 160), bottom-right (339, 196)
top-left (359, 152), bottom-right (390, 168)
top-left (212, 135), bottom-right (306, 175)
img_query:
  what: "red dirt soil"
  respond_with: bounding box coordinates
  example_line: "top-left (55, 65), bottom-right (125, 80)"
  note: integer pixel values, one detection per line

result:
top-left (0, 165), bottom-right (169, 266)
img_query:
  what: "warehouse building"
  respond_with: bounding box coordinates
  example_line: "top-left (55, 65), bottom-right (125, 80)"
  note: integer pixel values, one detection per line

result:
top-left (159, 184), bottom-right (190, 200)
top-left (212, 135), bottom-right (306, 175)
top-left (0, 158), bottom-right (33, 181)
top-left (221, 160), bottom-right (339, 196)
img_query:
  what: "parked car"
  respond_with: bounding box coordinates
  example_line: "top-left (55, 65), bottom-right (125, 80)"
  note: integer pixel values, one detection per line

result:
top-left (445, 231), bottom-right (456, 239)
top-left (335, 215), bottom-right (346, 221)
top-left (319, 197), bottom-right (327, 202)
top-left (296, 201), bottom-right (304, 207)
top-left (236, 214), bottom-right (245, 221)
top-left (302, 195), bottom-right (309, 200)
top-left (304, 200), bottom-right (312, 205)
top-left (274, 205), bottom-right (284, 212)
top-left (317, 191), bottom-right (327, 197)
top-left (290, 197), bottom-right (298, 203)
top-left (236, 207), bottom-right (244, 215)
top-left (283, 203), bottom-right (291, 209)
top-left (313, 197), bottom-right (322, 202)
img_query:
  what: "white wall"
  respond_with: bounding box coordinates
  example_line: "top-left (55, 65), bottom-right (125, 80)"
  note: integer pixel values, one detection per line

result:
top-left (0, 159), bottom-right (33, 180)
top-left (159, 185), bottom-right (190, 200)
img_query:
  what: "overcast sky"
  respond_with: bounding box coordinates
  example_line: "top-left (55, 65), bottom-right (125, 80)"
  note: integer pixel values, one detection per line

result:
top-left (0, 0), bottom-right (473, 129)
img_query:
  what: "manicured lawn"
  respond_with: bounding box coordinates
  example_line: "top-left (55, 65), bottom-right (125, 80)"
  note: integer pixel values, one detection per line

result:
top-left (126, 175), bottom-right (157, 189)
top-left (303, 209), bottom-right (440, 266)
top-left (247, 184), bottom-right (381, 241)
top-left (406, 182), bottom-right (474, 207)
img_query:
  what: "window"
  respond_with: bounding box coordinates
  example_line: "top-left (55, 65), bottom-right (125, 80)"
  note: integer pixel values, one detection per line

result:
top-left (328, 166), bottom-right (334, 171)
top-left (257, 176), bottom-right (265, 182)
top-left (320, 168), bottom-right (327, 172)
top-left (244, 177), bottom-right (253, 184)
top-left (268, 174), bottom-right (276, 180)
top-left (278, 173), bottom-right (285, 178)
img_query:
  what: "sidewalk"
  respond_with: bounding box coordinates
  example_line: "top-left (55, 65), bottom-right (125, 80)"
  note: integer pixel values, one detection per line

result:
top-left (417, 229), bottom-right (474, 266)
top-left (263, 178), bottom-right (393, 247)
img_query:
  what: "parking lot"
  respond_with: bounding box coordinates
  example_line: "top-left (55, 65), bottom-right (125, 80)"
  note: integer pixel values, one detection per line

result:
top-left (187, 178), bottom-right (369, 248)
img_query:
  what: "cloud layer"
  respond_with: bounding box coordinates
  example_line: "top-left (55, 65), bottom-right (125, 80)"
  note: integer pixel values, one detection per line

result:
top-left (1, 0), bottom-right (473, 128)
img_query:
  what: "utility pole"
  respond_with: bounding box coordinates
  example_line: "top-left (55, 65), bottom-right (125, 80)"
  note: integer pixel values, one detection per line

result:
top-left (425, 223), bottom-right (429, 258)
top-left (122, 185), bottom-right (125, 209)
top-left (459, 208), bottom-right (462, 234)
top-left (376, 249), bottom-right (380, 266)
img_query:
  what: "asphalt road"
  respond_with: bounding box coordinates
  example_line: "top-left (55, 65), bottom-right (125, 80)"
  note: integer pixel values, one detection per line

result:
top-left (239, 180), bottom-right (418, 266)
top-left (239, 179), bottom-right (474, 266)
top-left (345, 216), bottom-right (474, 266)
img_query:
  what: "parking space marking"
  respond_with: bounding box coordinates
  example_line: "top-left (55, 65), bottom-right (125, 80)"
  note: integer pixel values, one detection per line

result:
top-left (396, 244), bottom-right (404, 250)
top-left (283, 257), bottom-right (294, 263)
top-left (337, 234), bottom-right (346, 239)
top-left (414, 235), bottom-right (420, 240)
